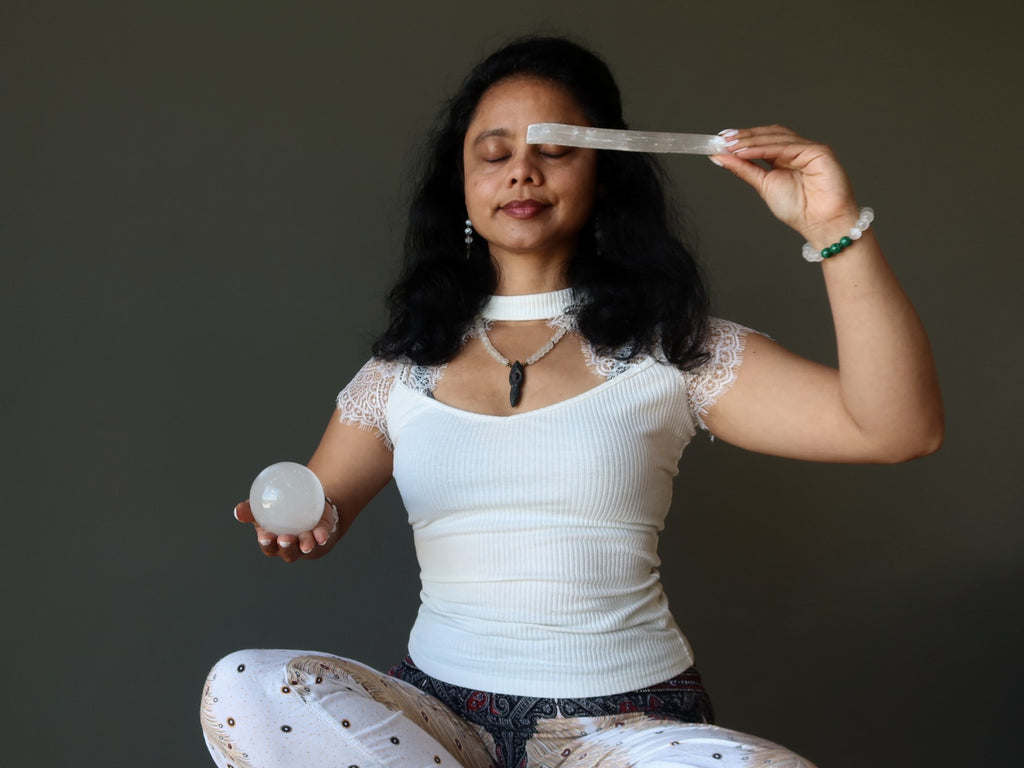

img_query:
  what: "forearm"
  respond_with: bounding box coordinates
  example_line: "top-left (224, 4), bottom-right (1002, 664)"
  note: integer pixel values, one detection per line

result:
top-left (307, 414), bottom-right (394, 538)
top-left (818, 227), bottom-right (944, 459)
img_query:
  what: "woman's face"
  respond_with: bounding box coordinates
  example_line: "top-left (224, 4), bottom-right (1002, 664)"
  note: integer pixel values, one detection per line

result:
top-left (463, 76), bottom-right (598, 273)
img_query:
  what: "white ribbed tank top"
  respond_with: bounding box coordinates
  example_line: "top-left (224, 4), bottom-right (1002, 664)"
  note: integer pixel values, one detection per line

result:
top-left (337, 290), bottom-right (751, 697)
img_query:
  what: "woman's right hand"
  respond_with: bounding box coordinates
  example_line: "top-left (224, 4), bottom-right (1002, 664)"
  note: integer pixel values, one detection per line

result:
top-left (233, 499), bottom-right (340, 563)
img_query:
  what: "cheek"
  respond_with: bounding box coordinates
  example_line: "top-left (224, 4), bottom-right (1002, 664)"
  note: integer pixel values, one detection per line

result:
top-left (464, 180), bottom-right (489, 223)
top-left (571, 176), bottom-right (599, 219)
top-left (465, 174), bottom-right (496, 209)
top-left (569, 159), bottom-right (599, 212)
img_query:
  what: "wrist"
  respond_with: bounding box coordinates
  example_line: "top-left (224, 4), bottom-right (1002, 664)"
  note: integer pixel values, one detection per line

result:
top-left (800, 205), bottom-right (863, 250)
top-left (802, 207), bottom-right (875, 263)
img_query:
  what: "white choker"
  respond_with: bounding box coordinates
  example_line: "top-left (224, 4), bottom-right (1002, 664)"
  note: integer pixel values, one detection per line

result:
top-left (480, 288), bottom-right (576, 321)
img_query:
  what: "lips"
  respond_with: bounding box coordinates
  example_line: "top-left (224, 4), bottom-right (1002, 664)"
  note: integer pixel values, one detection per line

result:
top-left (500, 199), bottom-right (549, 219)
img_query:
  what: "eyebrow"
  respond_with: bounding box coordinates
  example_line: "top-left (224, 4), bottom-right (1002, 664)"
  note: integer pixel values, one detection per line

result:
top-left (472, 128), bottom-right (512, 146)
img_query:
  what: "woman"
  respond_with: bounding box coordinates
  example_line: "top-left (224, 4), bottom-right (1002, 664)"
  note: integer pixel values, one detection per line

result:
top-left (202, 37), bottom-right (942, 768)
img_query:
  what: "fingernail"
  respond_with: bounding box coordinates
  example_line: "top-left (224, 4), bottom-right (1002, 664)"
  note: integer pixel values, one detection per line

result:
top-left (709, 156), bottom-right (724, 167)
top-left (258, 538), bottom-right (273, 546)
top-left (718, 129), bottom-right (739, 138)
top-left (279, 540), bottom-right (292, 548)
top-left (233, 505), bottom-right (241, 521)
top-left (724, 139), bottom-right (739, 148)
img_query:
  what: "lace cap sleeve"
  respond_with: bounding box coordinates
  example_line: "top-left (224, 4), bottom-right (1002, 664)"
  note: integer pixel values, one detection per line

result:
top-left (335, 357), bottom-right (402, 451)
top-left (687, 317), bottom-right (757, 431)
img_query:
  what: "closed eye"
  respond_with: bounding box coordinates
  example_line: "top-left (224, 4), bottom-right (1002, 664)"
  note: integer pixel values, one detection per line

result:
top-left (539, 146), bottom-right (572, 158)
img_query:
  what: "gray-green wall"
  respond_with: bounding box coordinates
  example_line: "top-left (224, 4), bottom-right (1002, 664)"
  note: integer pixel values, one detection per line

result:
top-left (5, 1), bottom-right (1021, 765)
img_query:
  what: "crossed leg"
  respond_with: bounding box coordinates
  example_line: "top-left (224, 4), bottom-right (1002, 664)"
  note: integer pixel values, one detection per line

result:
top-left (200, 649), bottom-right (494, 768)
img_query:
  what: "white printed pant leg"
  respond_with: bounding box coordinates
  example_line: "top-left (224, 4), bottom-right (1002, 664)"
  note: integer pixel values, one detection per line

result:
top-left (531, 715), bottom-right (818, 768)
top-left (200, 649), bottom-right (495, 768)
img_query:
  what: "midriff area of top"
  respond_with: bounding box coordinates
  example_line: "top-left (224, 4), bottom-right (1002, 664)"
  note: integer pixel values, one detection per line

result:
top-left (480, 287), bottom-right (576, 321)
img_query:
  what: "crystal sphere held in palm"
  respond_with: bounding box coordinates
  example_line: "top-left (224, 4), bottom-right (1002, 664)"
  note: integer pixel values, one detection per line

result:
top-left (249, 462), bottom-right (324, 535)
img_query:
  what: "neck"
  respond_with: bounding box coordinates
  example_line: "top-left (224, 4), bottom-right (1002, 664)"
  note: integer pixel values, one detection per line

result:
top-left (489, 250), bottom-right (572, 297)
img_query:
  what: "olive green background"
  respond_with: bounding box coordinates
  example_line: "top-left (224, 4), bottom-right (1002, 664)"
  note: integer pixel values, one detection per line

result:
top-left (4, 1), bottom-right (1021, 765)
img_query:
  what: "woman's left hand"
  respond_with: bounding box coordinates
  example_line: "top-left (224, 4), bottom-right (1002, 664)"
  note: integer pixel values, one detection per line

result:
top-left (711, 125), bottom-right (859, 248)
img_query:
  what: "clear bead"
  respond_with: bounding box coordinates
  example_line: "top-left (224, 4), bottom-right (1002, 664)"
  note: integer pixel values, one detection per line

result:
top-left (849, 227), bottom-right (863, 240)
top-left (802, 243), bottom-right (823, 262)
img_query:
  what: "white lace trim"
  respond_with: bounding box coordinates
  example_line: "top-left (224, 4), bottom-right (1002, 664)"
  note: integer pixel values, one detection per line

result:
top-left (402, 363), bottom-right (447, 394)
top-left (334, 317), bottom-right (754, 445)
top-left (579, 341), bottom-right (635, 379)
top-left (546, 314), bottom-right (575, 334)
top-left (686, 317), bottom-right (753, 431)
top-left (548, 314), bottom-right (641, 380)
top-left (335, 358), bottom-right (403, 451)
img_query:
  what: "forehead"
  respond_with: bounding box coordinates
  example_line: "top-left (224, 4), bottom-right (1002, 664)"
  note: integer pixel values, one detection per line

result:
top-left (467, 76), bottom-right (589, 134)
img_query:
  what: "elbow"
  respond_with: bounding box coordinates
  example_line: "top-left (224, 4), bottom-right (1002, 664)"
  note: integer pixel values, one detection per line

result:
top-left (920, 419), bottom-right (946, 457)
top-left (884, 431), bottom-right (943, 464)
top-left (874, 415), bottom-right (945, 464)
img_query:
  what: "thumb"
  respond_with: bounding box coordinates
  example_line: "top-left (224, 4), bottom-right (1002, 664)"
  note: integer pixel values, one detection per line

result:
top-left (710, 152), bottom-right (767, 191)
top-left (233, 500), bottom-right (255, 523)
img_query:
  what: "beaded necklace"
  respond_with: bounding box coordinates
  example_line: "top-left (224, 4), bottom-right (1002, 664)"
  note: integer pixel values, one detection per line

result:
top-left (477, 288), bottom-right (575, 408)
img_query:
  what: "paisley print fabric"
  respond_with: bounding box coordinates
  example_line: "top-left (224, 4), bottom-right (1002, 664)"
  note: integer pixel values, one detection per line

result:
top-left (389, 658), bottom-right (714, 768)
top-left (201, 650), bottom-right (816, 768)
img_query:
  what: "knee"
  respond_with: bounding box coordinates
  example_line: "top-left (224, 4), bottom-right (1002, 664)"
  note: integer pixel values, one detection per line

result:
top-left (200, 650), bottom-right (307, 768)
top-left (206, 649), bottom-right (269, 680)
top-left (201, 648), bottom-right (299, 712)
top-left (630, 724), bottom-right (818, 768)
top-left (206, 648), bottom-right (308, 683)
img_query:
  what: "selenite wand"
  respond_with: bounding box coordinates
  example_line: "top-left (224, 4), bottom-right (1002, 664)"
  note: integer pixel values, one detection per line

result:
top-left (526, 123), bottom-right (727, 155)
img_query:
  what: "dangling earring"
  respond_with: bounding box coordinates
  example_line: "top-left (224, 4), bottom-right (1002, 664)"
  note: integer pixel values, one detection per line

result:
top-left (464, 219), bottom-right (474, 260)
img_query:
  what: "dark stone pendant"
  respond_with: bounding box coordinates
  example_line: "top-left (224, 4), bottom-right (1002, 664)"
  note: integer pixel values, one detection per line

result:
top-left (508, 361), bottom-right (525, 407)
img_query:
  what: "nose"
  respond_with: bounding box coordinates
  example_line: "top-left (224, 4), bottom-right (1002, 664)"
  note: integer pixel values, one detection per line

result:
top-left (507, 148), bottom-right (543, 187)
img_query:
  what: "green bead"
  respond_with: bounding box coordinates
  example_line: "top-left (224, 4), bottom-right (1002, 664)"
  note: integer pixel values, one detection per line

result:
top-left (821, 248), bottom-right (832, 259)
top-left (839, 236), bottom-right (852, 247)
top-left (829, 242), bottom-right (843, 255)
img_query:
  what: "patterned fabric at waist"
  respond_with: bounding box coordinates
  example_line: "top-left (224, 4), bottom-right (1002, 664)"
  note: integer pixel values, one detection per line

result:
top-left (388, 656), bottom-right (714, 727)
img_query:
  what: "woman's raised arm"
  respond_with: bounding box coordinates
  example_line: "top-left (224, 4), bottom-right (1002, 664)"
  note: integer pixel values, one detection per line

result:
top-left (704, 126), bottom-right (943, 463)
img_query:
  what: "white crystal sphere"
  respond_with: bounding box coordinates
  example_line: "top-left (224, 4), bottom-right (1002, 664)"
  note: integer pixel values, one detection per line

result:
top-left (249, 462), bottom-right (325, 535)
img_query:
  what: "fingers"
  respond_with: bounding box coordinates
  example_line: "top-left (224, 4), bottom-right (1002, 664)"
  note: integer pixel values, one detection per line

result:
top-left (719, 124), bottom-right (807, 150)
top-left (716, 125), bottom-right (832, 170)
top-left (256, 530), bottom-right (303, 562)
top-left (710, 124), bottom-right (857, 233)
top-left (235, 497), bottom-right (334, 561)
top-left (313, 499), bottom-right (340, 547)
top-left (238, 500), bottom-right (297, 558)
top-left (253, 522), bottom-right (280, 555)
top-left (275, 534), bottom-right (302, 562)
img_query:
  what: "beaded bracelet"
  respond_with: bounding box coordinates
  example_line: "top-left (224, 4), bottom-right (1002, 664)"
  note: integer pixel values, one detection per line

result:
top-left (802, 207), bottom-right (875, 262)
